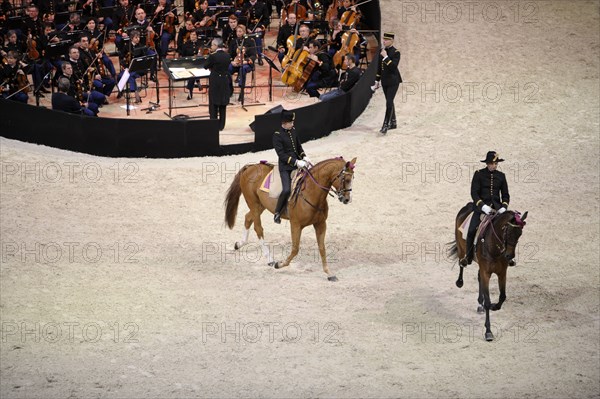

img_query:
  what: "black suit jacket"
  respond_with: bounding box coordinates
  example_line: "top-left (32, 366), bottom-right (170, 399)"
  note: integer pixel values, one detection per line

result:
top-left (52, 92), bottom-right (83, 114)
top-left (206, 49), bottom-right (232, 105)
top-left (273, 126), bottom-right (305, 171)
top-left (470, 168), bottom-right (510, 211)
top-left (376, 45), bottom-right (402, 86)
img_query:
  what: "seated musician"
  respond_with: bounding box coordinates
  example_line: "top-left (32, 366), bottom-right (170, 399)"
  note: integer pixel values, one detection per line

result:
top-left (116, 30), bottom-right (155, 103)
top-left (242, 0), bottom-right (268, 65)
top-left (176, 18), bottom-right (196, 56)
top-left (276, 12), bottom-right (296, 64)
top-left (59, 62), bottom-right (99, 115)
top-left (220, 14), bottom-right (238, 48)
top-left (327, 18), bottom-right (343, 58)
top-left (337, 0), bottom-right (355, 20)
top-left (2, 30), bottom-right (27, 56)
top-left (114, 0), bottom-right (135, 48)
top-left (193, 0), bottom-right (214, 29)
top-left (84, 18), bottom-right (117, 79)
top-left (62, 12), bottom-right (85, 32)
top-left (66, 46), bottom-right (107, 106)
top-left (319, 53), bottom-right (361, 101)
top-left (22, 4), bottom-right (44, 39)
top-left (1, 51), bottom-right (29, 103)
top-left (228, 24), bottom-right (255, 102)
top-left (151, 0), bottom-right (177, 60)
top-left (180, 29), bottom-right (205, 100)
top-left (304, 39), bottom-right (336, 98)
top-left (52, 76), bottom-right (94, 115)
top-left (78, 35), bottom-right (116, 96)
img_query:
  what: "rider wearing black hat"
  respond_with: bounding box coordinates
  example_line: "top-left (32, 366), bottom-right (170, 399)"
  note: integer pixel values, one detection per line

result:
top-left (461, 151), bottom-right (511, 267)
top-left (272, 110), bottom-right (312, 224)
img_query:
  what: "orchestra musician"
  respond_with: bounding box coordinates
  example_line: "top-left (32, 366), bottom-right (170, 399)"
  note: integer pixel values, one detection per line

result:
top-left (276, 12), bottom-right (296, 64)
top-left (84, 18), bottom-right (117, 79)
top-left (1, 50), bottom-right (29, 103)
top-left (228, 24), bottom-right (255, 102)
top-left (114, 0), bottom-right (135, 48)
top-left (116, 30), bottom-right (156, 103)
top-left (22, 4), bottom-right (43, 39)
top-left (78, 35), bottom-right (116, 96)
top-left (176, 18), bottom-right (197, 56)
top-left (151, 0), bottom-right (177, 60)
top-left (63, 12), bottom-right (86, 32)
top-left (303, 39), bottom-right (335, 98)
top-left (242, 0), bottom-right (268, 65)
top-left (327, 17), bottom-right (342, 58)
top-left (52, 76), bottom-right (93, 115)
top-left (58, 62), bottom-right (100, 115)
top-left (192, 0), bottom-right (214, 29)
top-left (337, 0), bottom-right (355, 21)
top-left (66, 45), bottom-right (107, 106)
top-left (220, 14), bottom-right (238, 47)
top-left (180, 29), bottom-right (205, 100)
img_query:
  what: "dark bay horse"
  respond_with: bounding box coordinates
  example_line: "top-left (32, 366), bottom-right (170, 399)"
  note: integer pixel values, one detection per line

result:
top-left (224, 157), bottom-right (357, 281)
top-left (448, 203), bottom-right (528, 341)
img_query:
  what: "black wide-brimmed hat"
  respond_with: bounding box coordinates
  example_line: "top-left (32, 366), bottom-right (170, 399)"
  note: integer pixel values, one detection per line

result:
top-left (281, 109), bottom-right (295, 123)
top-left (481, 151), bottom-right (505, 163)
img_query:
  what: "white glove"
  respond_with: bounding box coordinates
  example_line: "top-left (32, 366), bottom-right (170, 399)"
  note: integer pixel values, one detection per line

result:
top-left (303, 156), bottom-right (312, 165)
top-left (498, 207), bottom-right (507, 214)
top-left (482, 205), bottom-right (492, 215)
top-left (295, 159), bottom-right (307, 168)
top-left (370, 81), bottom-right (380, 92)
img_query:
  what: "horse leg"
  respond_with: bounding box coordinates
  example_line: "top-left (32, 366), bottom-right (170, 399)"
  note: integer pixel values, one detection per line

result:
top-left (477, 272), bottom-right (485, 313)
top-left (491, 269), bottom-right (507, 311)
top-left (478, 269), bottom-right (494, 341)
top-left (274, 222), bottom-right (302, 270)
top-left (251, 208), bottom-right (274, 266)
top-left (456, 265), bottom-right (464, 288)
top-left (314, 221), bottom-right (337, 282)
top-left (234, 211), bottom-right (254, 250)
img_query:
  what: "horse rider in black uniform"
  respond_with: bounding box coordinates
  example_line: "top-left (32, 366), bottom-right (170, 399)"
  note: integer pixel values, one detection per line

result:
top-left (272, 110), bottom-right (312, 224)
top-left (461, 151), bottom-right (511, 267)
top-left (374, 31), bottom-right (401, 134)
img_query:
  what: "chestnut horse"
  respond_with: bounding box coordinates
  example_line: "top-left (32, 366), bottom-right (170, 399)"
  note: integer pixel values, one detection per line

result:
top-left (448, 203), bottom-right (528, 341)
top-left (224, 157), bottom-right (357, 281)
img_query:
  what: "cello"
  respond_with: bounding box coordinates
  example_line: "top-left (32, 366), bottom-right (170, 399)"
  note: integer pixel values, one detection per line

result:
top-left (282, 0), bottom-right (307, 21)
top-left (332, 26), bottom-right (358, 70)
top-left (281, 20), bottom-right (300, 68)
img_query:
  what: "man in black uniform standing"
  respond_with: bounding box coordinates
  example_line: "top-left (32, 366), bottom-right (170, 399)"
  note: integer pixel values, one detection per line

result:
top-left (374, 31), bottom-right (401, 134)
top-left (461, 151), bottom-right (511, 267)
top-left (205, 38), bottom-right (232, 131)
top-left (272, 110), bottom-right (311, 224)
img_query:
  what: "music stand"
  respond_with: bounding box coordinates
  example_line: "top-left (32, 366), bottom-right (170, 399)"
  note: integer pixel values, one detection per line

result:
top-left (263, 55), bottom-right (280, 103)
top-left (121, 54), bottom-right (156, 116)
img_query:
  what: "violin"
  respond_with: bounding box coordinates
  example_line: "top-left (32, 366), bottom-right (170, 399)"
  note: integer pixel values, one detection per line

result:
top-left (232, 45), bottom-right (246, 67)
top-left (27, 34), bottom-right (40, 60)
top-left (16, 72), bottom-right (30, 94)
top-left (75, 78), bottom-right (84, 102)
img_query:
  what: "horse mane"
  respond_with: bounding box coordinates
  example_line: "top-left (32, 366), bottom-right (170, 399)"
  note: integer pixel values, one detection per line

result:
top-left (310, 156), bottom-right (346, 170)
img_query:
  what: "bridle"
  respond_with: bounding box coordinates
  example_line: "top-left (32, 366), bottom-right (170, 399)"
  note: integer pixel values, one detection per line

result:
top-left (298, 161), bottom-right (354, 210)
top-left (490, 212), bottom-right (525, 254)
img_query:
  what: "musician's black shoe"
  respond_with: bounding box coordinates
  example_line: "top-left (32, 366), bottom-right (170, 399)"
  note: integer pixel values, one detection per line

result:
top-left (187, 92), bottom-right (193, 100)
top-left (103, 98), bottom-right (109, 105)
top-left (117, 91), bottom-right (123, 99)
top-left (274, 213), bottom-right (281, 224)
top-left (40, 86), bottom-right (51, 93)
top-left (150, 74), bottom-right (158, 82)
top-left (258, 57), bottom-right (264, 66)
top-left (37, 92), bottom-right (45, 98)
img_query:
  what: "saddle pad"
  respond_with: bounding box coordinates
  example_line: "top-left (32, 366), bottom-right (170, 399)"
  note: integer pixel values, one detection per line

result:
top-left (259, 167), bottom-right (299, 199)
top-left (459, 212), bottom-right (492, 243)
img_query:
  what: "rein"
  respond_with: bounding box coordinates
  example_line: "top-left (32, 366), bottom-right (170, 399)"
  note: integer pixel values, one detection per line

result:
top-left (489, 211), bottom-right (525, 255)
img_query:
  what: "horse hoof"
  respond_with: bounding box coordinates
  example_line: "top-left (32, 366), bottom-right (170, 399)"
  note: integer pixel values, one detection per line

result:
top-left (455, 279), bottom-right (463, 288)
top-left (477, 305), bottom-right (485, 314)
top-left (234, 242), bottom-right (241, 250)
top-left (485, 331), bottom-right (494, 341)
top-left (327, 275), bottom-right (338, 282)
top-left (273, 262), bottom-right (280, 269)
top-left (490, 304), bottom-right (501, 311)
top-left (268, 261), bottom-right (276, 267)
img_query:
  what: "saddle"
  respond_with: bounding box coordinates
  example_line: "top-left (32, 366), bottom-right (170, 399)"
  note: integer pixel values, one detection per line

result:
top-left (458, 212), bottom-right (496, 245)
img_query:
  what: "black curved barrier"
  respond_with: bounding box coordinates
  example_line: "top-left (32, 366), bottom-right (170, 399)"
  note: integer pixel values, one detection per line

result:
top-left (0, 3), bottom-right (380, 158)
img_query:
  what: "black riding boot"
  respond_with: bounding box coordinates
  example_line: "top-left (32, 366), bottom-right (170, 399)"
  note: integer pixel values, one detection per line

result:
top-left (274, 196), bottom-right (286, 224)
top-left (380, 122), bottom-right (389, 134)
top-left (460, 234), bottom-right (475, 267)
top-left (389, 109), bottom-right (397, 130)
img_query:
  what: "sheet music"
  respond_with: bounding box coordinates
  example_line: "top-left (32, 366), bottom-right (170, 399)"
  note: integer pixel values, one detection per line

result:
top-left (189, 68), bottom-right (210, 78)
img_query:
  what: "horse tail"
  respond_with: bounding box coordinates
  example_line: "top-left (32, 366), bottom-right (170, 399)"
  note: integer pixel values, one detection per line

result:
top-left (447, 241), bottom-right (458, 260)
top-left (224, 166), bottom-right (246, 229)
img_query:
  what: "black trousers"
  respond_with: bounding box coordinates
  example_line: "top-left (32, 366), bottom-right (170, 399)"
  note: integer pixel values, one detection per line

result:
top-left (275, 166), bottom-right (292, 215)
top-left (383, 82), bottom-right (399, 125)
top-left (209, 103), bottom-right (227, 131)
top-left (466, 209), bottom-right (483, 259)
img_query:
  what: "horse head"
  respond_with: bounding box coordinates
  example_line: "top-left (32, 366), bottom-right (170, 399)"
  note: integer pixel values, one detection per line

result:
top-left (331, 157), bottom-right (356, 204)
top-left (500, 210), bottom-right (528, 261)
